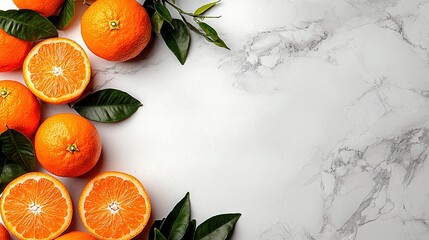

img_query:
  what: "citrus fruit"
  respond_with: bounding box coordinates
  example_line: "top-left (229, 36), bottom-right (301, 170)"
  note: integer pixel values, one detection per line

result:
top-left (0, 80), bottom-right (40, 138)
top-left (0, 223), bottom-right (10, 240)
top-left (79, 171), bottom-right (151, 240)
top-left (12, 0), bottom-right (65, 17)
top-left (35, 113), bottom-right (102, 177)
top-left (0, 29), bottom-right (32, 72)
top-left (0, 172), bottom-right (73, 240)
top-left (23, 37), bottom-right (91, 104)
top-left (81, 0), bottom-right (152, 62)
top-left (55, 231), bottom-right (96, 240)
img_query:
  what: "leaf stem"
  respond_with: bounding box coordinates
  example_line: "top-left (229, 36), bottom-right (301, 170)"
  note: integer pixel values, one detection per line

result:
top-left (164, 0), bottom-right (221, 18)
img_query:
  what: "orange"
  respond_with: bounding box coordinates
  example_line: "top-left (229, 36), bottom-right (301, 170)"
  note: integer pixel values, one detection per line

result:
top-left (0, 223), bottom-right (10, 240)
top-left (81, 0), bottom-right (152, 62)
top-left (79, 171), bottom-right (151, 240)
top-left (0, 172), bottom-right (73, 239)
top-left (23, 38), bottom-right (91, 104)
top-left (0, 29), bottom-right (32, 72)
top-left (56, 231), bottom-right (96, 240)
top-left (35, 113), bottom-right (102, 177)
top-left (0, 80), bottom-right (40, 138)
top-left (12, 0), bottom-right (65, 17)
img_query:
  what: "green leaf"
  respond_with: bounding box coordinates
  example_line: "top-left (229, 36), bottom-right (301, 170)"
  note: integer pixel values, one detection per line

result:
top-left (181, 16), bottom-right (204, 36)
top-left (0, 163), bottom-right (25, 184)
top-left (198, 22), bottom-right (218, 41)
top-left (0, 9), bottom-right (58, 41)
top-left (155, 229), bottom-right (168, 240)
top-left (49, 0), bottom-right (75, 30)
top-left (159, 192), bottom-right (191, 240)
top-left (71, 89), bottom-right (142, 123)
top-left (194, 213), bottom-right (241, 240)
top-left (161, 19), bottom-right (190, 65)
top-left (210, 37), bottom-right (230, 50)
top-left (155, 2), bottom-right (173, 27)
top-left (194, 0), bottom-right (221, 16)
top-left (0, 128), bottom-right (35, 172)
top-left (182, 219), bottom-right (196, 240)
top-left (149, 219), bottom-right (166, 240)
top-left (151, 12), bottom-right (164, 34)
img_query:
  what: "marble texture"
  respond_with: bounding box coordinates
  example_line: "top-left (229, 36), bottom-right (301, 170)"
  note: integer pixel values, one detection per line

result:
top-left (2, 0), bottom-right (429, 239)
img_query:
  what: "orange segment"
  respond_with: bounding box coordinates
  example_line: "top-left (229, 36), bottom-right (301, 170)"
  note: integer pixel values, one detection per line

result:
top-left (23, 38), bottom-right (91, 104)
top-left (0, 172), bottom-right (73, 240)
top-left (79, 171), bottom-right (151, 240)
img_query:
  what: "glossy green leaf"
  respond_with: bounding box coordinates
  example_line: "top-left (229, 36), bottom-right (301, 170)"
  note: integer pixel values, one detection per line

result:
top-left (159, 192), bottom-right (191, 240)
top-left (194, 213), bottom-right (241, 240)
top-left (149, 219), bottom-right (165, 240)
top-left (155, 229), bottom-right (168, 240)
top-left (49, 0), bottom-right (75, 29)
top-left (161, 19), bottom-right (190, 64)
top-left (155, 2), bottom-right (173, 27)
top-left (198, 22), bottom-right (218, 41)
top-left (0, 163), bottom-right (25, 184)
top-left (71, 89), bottom-right (142, 123)
top-left (0, 128), bottom-right (35, 172)
top-left (151, 12), bottom-right (164, 34)
top-left (210, 37), bottom-right (230, 50)
top-left (0, 9), bottom-right (58, 41)
top-left (194, 0), bottom-right (221, 16)
top-left (182, 219), bottom-right (196, 240)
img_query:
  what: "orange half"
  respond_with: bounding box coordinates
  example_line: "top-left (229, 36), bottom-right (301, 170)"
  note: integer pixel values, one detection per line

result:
top-left (23, 38), bottom-right (91, 104)
top-left (0, 172), bottom-right (73, 240)
top-left (79, 171), bottom-right (151, 240)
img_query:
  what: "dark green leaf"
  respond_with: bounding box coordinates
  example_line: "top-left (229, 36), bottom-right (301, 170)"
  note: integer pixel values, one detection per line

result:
top-left (211, 37), bottom-right (230, 50)
top-left (149, 219), bottom-right (166, 240)
top-left (198, 22), bottom-right (218, 41)
top-left (160, 192), bottom-right (191, 240)
top-left (182, 219), bottom-right (196, 240)
top-left (0, 9), bottom-right (58, 41)
top-left (151, 12), bottom-right (164, 34)
top-left (0, 128), bottom-right (35, 172)
top-left (161, 19), bottom-right (190, 64)
top-left (49, 0), bottom-right (75, 30)
top-left (143, 0), bottom-right (156, 17)
top-left (155, 229), bottom-right (168, 240)
top-left (194, 213), bottom-right (241, 240)
top-left (71, 89), bottom-right (142, 123)
top-left (155, 3), bottom-right (173, 27)
top-left (0, 163), bottom-right (25, 184)
top-left (194, 1), bottom-right (221, 16)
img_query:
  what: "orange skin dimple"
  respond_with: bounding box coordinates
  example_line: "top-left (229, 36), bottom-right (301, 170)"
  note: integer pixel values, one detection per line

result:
top-left (0, 80), bottom-right (40, 138)
top-left (55, 231), bottom-right (97, 240)
top-left (81, 0), bottom-right (152, 62)
top-left (35, 113), bottom-right (102, 177)
top-left (12, 0), bottom-right (65, 17)
top-left (0, 29), bottom-right (32, 72)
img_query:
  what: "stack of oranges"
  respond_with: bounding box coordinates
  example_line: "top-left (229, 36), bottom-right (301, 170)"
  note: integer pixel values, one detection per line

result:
top-left (0, 0), bottom-right (153, 239)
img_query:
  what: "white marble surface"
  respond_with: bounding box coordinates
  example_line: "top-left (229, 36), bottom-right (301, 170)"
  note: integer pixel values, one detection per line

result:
top-left (2, 0), bottom-right (429, 239)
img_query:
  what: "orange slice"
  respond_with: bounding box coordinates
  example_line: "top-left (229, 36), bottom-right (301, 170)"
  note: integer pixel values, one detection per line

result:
top-left (79, 171), bottom-right (151, 240)
top-left (23, 37), bottom-right (91, 104)
top-left (0, 172), bottom-right (73, 240)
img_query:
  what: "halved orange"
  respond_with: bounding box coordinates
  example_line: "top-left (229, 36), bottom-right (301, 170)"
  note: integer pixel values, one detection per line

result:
top-left (23, 38), bottom-right (91, 104)
top-left (0, 172), bottom-right (73, 240)
top-left (79, 171), bottom-right (151, 240)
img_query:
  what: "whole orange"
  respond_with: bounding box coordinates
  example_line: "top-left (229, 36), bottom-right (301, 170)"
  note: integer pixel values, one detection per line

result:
top-left (56, 231), bottom-right (96, 240)
top-left (12, 0), bottom-right (65, 17)
top-left (81, 0), bottom-right (152, 62)
top-left (0, 80), bottom-right (40, 138)
top-left (35, 113), bottom-right (102, 177)
top-left (0, 29), bottom-right (32, 72)
top-left (0, 223), bottom-right (10, 240)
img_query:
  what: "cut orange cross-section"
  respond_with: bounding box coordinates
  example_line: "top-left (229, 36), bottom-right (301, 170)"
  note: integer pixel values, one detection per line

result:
top-left (79, 171), bottom-right (151, 240)
top-left (23, 38), bottom-right (91, 104)
top-left (0, 172), bottom-right (73, 240)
